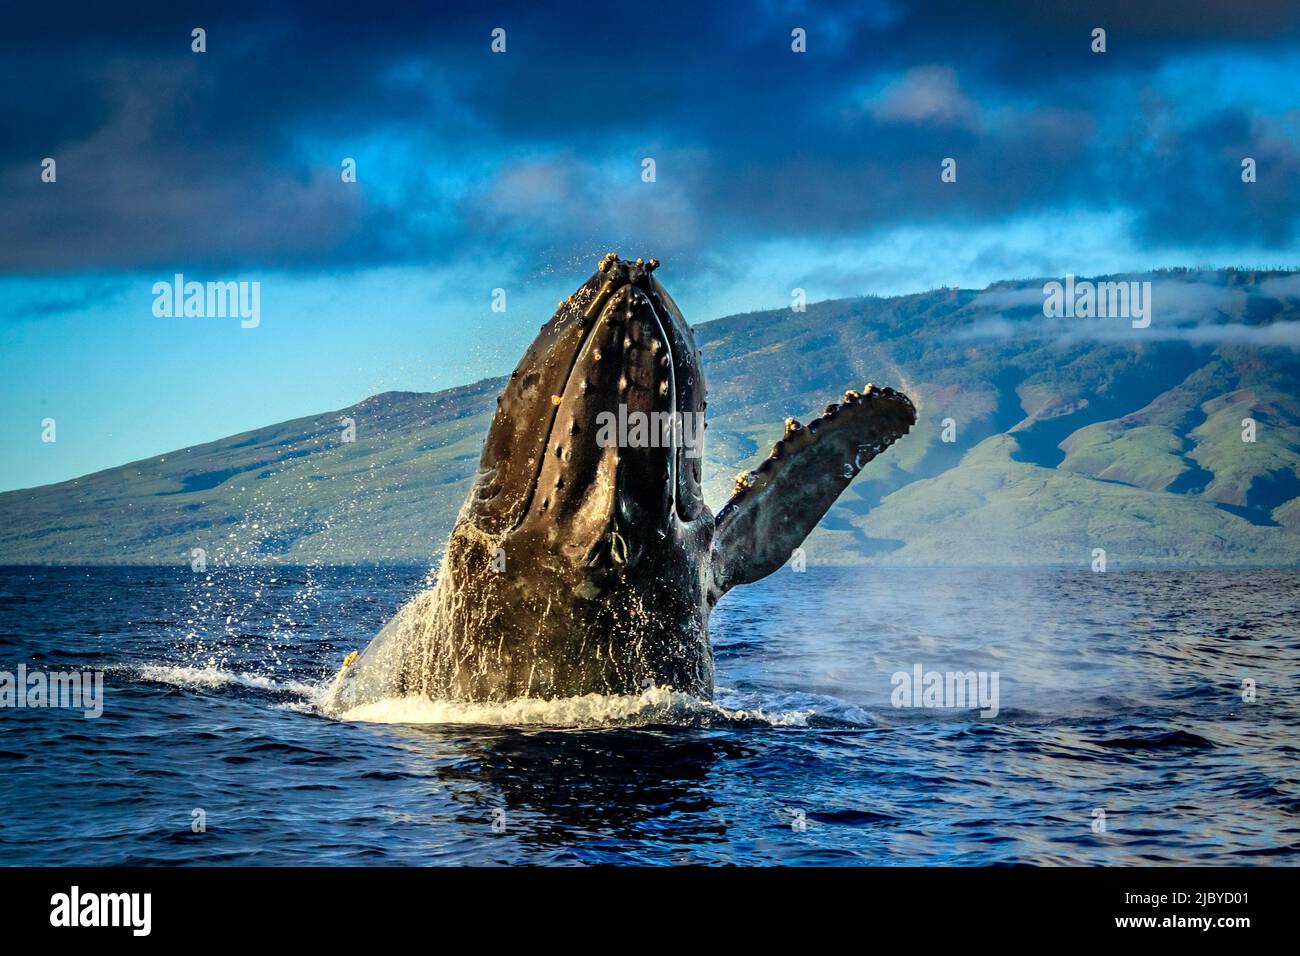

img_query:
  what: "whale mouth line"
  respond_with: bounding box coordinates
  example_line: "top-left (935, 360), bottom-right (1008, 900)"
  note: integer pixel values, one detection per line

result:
top-left (632, 283), bottom-right (680, 518)
top-left (508, 309), bottom-right (606, 532)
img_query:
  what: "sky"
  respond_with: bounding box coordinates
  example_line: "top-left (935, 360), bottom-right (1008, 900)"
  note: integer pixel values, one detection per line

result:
top-left (3, 0), bottom-right (1300, 491)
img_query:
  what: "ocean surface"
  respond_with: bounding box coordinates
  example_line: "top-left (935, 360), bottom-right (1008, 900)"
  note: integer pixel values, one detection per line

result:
top-left (0, 565), bottom-right (1296, 866)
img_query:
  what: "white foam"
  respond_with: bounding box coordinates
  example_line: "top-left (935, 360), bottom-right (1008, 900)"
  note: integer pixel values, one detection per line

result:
top-left (336, 684), bottom-right (815, 728)
top-left (272, 699), bottom-right (320, 715)
top-left (133, 663), bottom-right (320, 699)
top-left (129, 664), bottom-right (831, 729)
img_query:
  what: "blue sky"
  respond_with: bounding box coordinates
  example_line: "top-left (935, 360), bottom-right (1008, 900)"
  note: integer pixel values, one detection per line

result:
top-left (3, 0), bottom-right (1299, 491)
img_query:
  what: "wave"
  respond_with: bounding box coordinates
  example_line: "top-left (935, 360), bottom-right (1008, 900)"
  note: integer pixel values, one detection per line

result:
top-left (124, 662), bottom-right (870, 730)
top-left (128, 663), bottom-right (322, 700)
top-left (1092, 728), bottom-right (1217, 750)
top-left (334, 684), bottom-right (825, 728)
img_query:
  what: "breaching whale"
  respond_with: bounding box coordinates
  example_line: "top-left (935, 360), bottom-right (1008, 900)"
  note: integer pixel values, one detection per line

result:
top-left (328, 253), bottom-right (914, 708)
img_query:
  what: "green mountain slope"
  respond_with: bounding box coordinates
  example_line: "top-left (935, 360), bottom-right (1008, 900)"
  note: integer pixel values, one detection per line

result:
top-left (4, 268), bottom-right (1300, 567)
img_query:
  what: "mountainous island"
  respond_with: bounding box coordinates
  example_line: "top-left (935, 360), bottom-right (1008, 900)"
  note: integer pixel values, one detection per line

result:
top-left (3, 268), bottom-right (1298, 568)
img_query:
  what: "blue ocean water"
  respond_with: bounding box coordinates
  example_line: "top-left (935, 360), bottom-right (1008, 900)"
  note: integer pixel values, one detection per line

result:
top-left (0, 565), bottom-right (1296, 865)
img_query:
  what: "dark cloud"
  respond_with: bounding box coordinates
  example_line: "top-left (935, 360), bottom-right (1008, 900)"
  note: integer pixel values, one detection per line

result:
top-left (1129, 108), bottom-right (1300, 247)
top-left (2, 0), bottom-right (1299, 275)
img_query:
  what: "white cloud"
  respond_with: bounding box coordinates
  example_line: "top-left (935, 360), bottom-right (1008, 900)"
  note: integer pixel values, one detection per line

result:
top-left (871, 66), bottom-right (980, 129)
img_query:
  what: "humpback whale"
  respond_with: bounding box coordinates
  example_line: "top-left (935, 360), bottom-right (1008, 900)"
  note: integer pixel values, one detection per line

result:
top-left (328, 254), bottom-right (915, 708)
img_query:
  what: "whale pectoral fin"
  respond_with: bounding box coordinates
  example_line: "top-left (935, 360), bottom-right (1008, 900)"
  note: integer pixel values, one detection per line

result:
top-left (709, 386), bottom-right (916, 599)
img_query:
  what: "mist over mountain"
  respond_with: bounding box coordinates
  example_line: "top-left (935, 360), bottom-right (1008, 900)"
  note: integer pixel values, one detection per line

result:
top-left (4, 268), bottom-right (1299, 568)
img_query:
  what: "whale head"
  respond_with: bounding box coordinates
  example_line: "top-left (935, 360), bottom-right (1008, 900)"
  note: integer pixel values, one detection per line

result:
top-left (469, 254), bottom-right (711, 581)
top-left (334, 252), bottom-right (918, 704)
